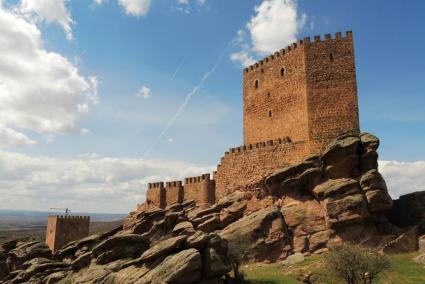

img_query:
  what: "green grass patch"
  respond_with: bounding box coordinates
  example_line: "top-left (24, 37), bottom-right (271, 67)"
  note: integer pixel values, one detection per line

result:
top-left (241, 253), bottom-right (425, 284)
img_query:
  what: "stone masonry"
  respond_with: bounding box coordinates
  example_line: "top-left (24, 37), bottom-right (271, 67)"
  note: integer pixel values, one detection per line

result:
top-left (45, 215), bottom-right (90, 251)
top-left (140, 31), bottom-right (360, 208)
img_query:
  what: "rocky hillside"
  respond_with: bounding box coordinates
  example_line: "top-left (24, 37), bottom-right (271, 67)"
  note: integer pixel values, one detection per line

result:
top-left (1, 132), bottom-right (424, 283)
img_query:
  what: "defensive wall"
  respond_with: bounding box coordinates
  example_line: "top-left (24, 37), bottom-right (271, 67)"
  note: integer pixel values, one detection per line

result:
top-left (145, 174), bottom-right (215, 209)
top-left (45, 215), bottom-right (90, 252)
top-left (141, 31), bottom-right (360, 209)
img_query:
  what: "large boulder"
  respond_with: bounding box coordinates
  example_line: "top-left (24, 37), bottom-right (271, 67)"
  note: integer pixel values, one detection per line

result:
top-left (219, 206), bottom-right (290, 262)
top-left (389, 191), bottom-right (425, 233)
top-left (92, 234), bottom-right (149, 264)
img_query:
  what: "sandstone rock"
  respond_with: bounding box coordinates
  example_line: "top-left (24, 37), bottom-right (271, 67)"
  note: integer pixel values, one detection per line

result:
top-left (186, 231), bottom-right (210, 250)
top-left (135, 249), bottom-right (203, 284)
top-left (323, 193), bottom-right (370, 227)
top-left (43, 271), bottom-right (69, 284)
top-left (203, 234), bottom-right (232, 279)
top-left (92, 234), bottom-right (149, 264)
top-left (419, 235), bottom-right (425, 252)
top-left (219, 201), bottom-right (247, 228)
top-left (6, 242), bottom-right (51, 271)
top-left (313, 178), bottom-right (360, 200)
top-left (137, 235), bottom-right (187, 263)
top-left (321, 133), bottom-right (364, 179)
top-left (383, 226), bottom-right (419, 254)
top-left (365, 190), bottom-right (393, 212)
top-left (197, 214), bottom-right (222, 233)
top-left (389, 191), bottom-right (425, 233)
top-left (71, 252), bottom-right (92, 270)
top-left (173, 221), bottom-right (195, 236)
top-left (220, 206), bottom-right (290, 262)
top-left (265, 158), bottom-right (321, 195)
top-left (11, 259), bottom-right (67, 283)
top-left (282, 252), bottom-right (304, 266)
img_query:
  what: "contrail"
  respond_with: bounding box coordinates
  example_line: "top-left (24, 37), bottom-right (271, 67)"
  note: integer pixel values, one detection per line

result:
top-left (172, 57), bottom-right (186, 79)
top-left (142, 55), bottom-right (224, 158)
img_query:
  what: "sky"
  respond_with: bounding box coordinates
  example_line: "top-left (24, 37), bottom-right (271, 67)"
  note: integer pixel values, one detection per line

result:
top-left (0, 0), bottom-right (424, 213)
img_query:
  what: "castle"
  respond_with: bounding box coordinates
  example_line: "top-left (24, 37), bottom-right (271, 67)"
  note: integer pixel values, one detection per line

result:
top-left (142, 31), bottom-right (359, 209)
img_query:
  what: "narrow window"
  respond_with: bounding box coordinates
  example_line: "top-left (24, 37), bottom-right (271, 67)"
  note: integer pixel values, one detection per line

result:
top-left (280, 67), bottom-right (285, 77)
top-left (269, 110), bottom-right (272, 117)
top-left (330, 53), bottom-right (334, 62)
top-left (267, 92), bottom-right (271, 97)
top-left (255, 80), bottom-right (259, 89)
top-left (261, 68), bottom-right (264, 73)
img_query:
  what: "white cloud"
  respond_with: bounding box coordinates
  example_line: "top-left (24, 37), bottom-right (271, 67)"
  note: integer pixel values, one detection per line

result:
top-left (19, 0), bottom-right (74, 41)
top-left (0, 4), bottom-right (98, 147)
top-left (0, 150), bottom-right (213, 213)
top-left (0, 124), bottom-right (37, 148)
top-left (93, 0), bottom-right (107, 6)
top-left (80, 128), bottom-right (91, 135)
top-left (118, 0), bottom-right (151, 16)
top-left (230, 0), bottom-right (306, 67)
top-left (379, 160), bottom-right (425, 199)
top-left (136, 86), bottom-right (151, 99)
top-left (176, 0), bottom-right (207, 13)
top-left (43, 134), bottom-right (56, 144)
top-left (163, 138), bottom-right (174, 143)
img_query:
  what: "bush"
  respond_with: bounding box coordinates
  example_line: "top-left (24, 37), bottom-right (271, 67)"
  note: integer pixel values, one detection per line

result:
top-left (324, 243), bottom-right (390, 284)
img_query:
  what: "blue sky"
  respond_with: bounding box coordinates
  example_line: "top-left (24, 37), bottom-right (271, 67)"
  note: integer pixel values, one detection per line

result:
top-left (0, 0), bottom-right (424, 213)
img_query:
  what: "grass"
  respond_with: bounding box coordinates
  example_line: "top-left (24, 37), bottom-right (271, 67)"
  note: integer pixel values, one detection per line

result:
top-left (241, 253), bottom-right (425, 284)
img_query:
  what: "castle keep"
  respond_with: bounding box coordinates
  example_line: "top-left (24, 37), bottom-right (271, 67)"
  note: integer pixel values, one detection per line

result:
top-left (45, 215), bottom-right (90, 251)
top-left (142, 31), bottom-right (359, 209)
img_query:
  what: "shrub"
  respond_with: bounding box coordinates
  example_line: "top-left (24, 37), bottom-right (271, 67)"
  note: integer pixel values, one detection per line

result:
top-left (324, 243), bottom-right (390, 284)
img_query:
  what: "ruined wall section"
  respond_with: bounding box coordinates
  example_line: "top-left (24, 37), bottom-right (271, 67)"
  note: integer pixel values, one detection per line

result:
top-left (243, 41), bottom-right (309, 145)
top-left (146, 182), bottom-right (166, 209)
top-left (304, 32), bottom-right (360, 155)
top-left (165, 181), bottom-right (184, 206)
top-left (45, 216), bottom-right (90, 251)
top-left (184, 174), bottom-right (215, 207)
top-left (214, 138), bottom-right (308, 199)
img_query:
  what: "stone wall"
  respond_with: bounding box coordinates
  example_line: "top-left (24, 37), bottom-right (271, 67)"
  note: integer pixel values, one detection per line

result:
top-left (45, 215), bottom-right (90, 251)
top-left (146, 182), bottom-right (166, 208)
top-left (184, 174), bottom-right (215, 208)
top-left (243, 40), bottom-right (309, 145)
top-left (214, 139), bottom-right (308, 199)
top-left (166, 181), bottom-right (184, 205)
top-left (305, 31), bottom-right (360, 155)
top-left (243, 31), bottom-right (359, 155)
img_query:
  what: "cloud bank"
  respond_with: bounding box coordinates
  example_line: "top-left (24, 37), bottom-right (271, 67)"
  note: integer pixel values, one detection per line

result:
top-left (0, 150), bottom-right (212, 213)
top-left (0, 3), bottom-right (98, 148)
top-left (379, 160), bottom-right (425, 199)
top-left (118, 0), bottom-right (151, 16)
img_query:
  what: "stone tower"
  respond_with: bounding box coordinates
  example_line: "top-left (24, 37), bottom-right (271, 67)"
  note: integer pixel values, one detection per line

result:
top-left (45, 215), bottom-right (90, 251)
top-left (243, 31), bottom-right (359, 156)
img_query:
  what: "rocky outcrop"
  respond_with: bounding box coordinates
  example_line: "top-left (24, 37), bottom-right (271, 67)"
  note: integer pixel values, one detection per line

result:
top-left (2, 132), bottom-right (422, 283)
top-left (0, 203), bottom-right (234, 284)
top-left (389, 191), bottom-right (425, 234)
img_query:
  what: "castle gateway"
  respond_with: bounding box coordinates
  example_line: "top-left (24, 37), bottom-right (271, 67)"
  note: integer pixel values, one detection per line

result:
top-left (144, 31), bottom-right (359, 208)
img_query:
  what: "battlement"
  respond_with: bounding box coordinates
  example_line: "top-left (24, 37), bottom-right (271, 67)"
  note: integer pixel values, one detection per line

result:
top-left (165, 180), bottom-right (184, 206)
top-left (45, 215), bottom-right (90, 252)
top-left (244, 31), bottom-right (352, 73)
top-left (185, 174), bottom-right (211, 184)
top-left (148, 182), bottom-right (164, 189)
top-left (53, 215), bottom-right (90, 221)
top-left (166, 181), bottom-right (182, 187)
